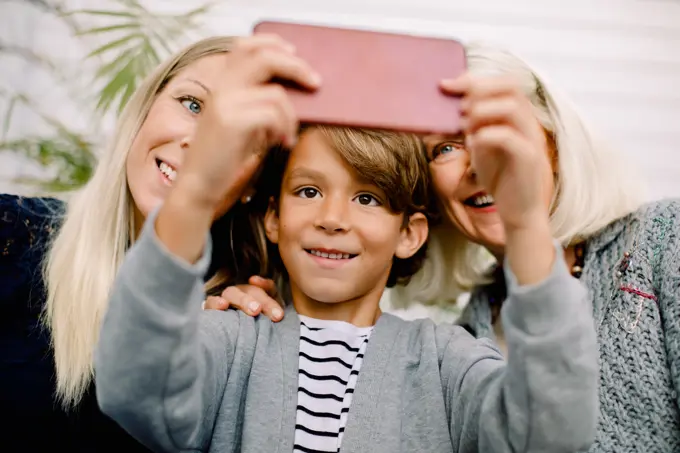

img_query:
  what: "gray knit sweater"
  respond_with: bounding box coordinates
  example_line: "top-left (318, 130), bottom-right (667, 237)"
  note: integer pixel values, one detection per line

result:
top-left (459, 199), bottom-right (680, 453)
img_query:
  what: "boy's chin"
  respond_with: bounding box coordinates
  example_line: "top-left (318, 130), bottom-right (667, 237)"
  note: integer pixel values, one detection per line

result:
top-left (304, 289), bottom-right (355, 305)
top-left (300, 283), bottom-right (363, 305)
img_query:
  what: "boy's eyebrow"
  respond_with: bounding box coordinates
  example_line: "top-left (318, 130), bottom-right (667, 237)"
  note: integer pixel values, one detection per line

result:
top-left (285, 166), bottom-right (380, 192)
top-left (285, 167), bottom-right (328, 182)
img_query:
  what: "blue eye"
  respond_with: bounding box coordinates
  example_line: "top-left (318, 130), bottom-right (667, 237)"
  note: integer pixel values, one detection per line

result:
top-left (180, 96), bottom-right (201, 114)
top-left (354, 193), bottom-right (380, 206)
top-left (439, 144), bottom-right (455, 154)
top-left (297, 187), bottom-right (320, 199)
top-left (431, 140), bottom-right (466, 161)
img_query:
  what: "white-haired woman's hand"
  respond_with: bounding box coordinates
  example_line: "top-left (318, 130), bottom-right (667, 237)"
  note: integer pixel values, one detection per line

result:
top-left (441, 74), bottom-right (556, 285)
top-left (440, 74), bottom-right (553, 233)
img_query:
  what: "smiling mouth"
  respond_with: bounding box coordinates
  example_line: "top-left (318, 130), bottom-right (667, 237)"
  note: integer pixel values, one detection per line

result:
top-left (156, 158), bottom-right (177, 183)
top-left (305, 249), bottom-right (358, 260)
top-left (463, 193), bottom-right (495, 208)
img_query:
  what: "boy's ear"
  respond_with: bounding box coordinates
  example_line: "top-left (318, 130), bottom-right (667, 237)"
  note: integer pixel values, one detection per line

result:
top-left (264, 197), bottom-right (280, 244)
top-left (395, 212), bottom-right (429, 259)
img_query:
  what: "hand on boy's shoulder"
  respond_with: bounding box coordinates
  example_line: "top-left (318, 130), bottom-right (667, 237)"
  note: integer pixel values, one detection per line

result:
top-left (204, 276), bottom-right (284, 322)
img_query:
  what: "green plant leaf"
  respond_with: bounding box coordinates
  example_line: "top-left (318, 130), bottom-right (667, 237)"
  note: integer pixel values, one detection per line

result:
top-left (86, 32), bottom-right (143, 59)
top-left (0, 42), bottom-right (59, 71)
top-left (67, 1), bottom-right (214, 115)
top-left (2, 96), bottom-right (18, 141)
top-left (0, 132), bottom-right (97, 193)
top-left (94, 45), bottom-right (138, 79)
top-left (0, 0), bottom-right (216, 193)
top-left (113, 0), bottom-right (145, 11)
top-left (63, 9), bottom-right (136, 19)
top-left (75, 22), bottom-right (139, 36)
top-left (184, 2), bottom-right (217, 18)
top-left (96, 54), bottom-right (138, 113)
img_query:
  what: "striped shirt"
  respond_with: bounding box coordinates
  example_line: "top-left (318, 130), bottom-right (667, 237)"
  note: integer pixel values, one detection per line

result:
top-left (294, 316), bottom-right (373, 453)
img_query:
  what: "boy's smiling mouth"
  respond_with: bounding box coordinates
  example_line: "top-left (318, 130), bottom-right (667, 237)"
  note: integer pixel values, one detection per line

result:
top-left (305, 248), bottom-right (358, 262)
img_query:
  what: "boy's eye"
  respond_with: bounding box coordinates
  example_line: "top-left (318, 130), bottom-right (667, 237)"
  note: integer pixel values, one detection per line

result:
top-left (354, 193), bottom-right (380, 206)
top-left (179, 96), bottom-right (201, 114)
top-left (296, 187), bottom-right (320, 199)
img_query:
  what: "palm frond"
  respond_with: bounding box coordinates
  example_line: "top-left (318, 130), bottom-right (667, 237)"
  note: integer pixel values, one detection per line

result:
top-left (0, 0), bottom-right (214, 192)
top-left (0, 88), bottom-right (97, 192)
top-left (0, 132), bottom-right (97, 192)
top-left (66, 0), bottom-right (215, 114)
top-left (0, 42), bottom-right (58, 71)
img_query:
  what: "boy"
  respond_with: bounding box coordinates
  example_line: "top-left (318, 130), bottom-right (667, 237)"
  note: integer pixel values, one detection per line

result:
top-left (96, 126), bottom-right (597, 452)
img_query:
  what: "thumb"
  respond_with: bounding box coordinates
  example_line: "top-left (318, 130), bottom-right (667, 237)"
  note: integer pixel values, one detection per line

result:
top-left (440, 73), bottom-right (471, 95)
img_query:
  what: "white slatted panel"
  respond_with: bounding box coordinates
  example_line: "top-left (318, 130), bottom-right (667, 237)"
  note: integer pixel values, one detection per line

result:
top-left (2, 0), bottom-right (679, 200)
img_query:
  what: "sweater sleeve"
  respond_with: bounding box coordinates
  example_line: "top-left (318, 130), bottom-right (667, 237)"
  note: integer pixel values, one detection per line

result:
top-left (95, 211), bottom-right (241, 453)
top-left (655, 200), bottom-right (680, 408)
top-left (440, 241), bottom-right (598, 453)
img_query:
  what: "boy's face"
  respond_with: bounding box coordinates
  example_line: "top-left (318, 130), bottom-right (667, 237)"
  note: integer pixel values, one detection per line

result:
top-left (264, 129), bottom-right (428, 307)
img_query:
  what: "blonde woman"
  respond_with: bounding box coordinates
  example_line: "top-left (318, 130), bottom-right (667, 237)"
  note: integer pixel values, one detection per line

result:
top-left (232, 43), bottom-right (680, 453)
top-left (1, 34), bottom-right (318, 450)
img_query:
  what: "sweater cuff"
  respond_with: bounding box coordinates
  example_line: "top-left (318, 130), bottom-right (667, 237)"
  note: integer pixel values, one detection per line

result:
top-left (502, 240), bottom-right (581, 335)
top-left (138, 206), bottom-right (213, 281)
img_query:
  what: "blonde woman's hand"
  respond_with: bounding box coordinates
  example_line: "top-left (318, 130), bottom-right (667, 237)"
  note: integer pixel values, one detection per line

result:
top-left (440, 74), bottom-right (553, 233)
top-left (157, 34), bottom-right (320, 263)
top-left (175, 34), bottom-right (321, 214)
top-left (203, 276), bottom-right (284, 322)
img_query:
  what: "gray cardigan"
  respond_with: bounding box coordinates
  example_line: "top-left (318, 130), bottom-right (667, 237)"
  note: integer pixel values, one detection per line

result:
top-left (458, 199), bottom-right (680, 453)
top-left (95, 214), bottom-right (598, 453)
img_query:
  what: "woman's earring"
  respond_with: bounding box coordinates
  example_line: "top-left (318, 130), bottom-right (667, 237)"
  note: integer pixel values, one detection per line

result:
top-left (241, 194), bottom-right (253, 204)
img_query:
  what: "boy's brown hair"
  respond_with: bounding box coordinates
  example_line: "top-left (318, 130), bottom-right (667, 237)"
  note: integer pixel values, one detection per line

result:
top-left (254, 124), bottom-right (433, 288)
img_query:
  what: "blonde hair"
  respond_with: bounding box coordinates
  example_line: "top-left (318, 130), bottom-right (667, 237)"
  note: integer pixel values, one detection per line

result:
top-left (43, 36), bottom-right (239, 409)
top-left (390, 41), bottom-right (643, 308)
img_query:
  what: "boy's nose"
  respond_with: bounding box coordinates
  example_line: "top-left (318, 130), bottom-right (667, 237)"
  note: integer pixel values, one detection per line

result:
top-left (314, 197), bottom-right (349, 232)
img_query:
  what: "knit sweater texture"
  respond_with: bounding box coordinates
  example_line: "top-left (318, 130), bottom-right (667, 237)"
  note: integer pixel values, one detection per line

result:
top-left (459, 199), bottom-right (680, 453)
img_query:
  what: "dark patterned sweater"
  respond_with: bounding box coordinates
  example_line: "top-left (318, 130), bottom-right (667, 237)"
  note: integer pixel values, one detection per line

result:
top-left (0, 194), bottom-right (151, 452)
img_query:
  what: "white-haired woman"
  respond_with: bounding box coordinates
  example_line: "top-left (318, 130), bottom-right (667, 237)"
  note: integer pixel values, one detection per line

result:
top-left (234, 43), bottom-right (680, 453)
top-left (1, 34), bottom-right (318, 450)
top-left (400, 44), bottom-right (680, 453)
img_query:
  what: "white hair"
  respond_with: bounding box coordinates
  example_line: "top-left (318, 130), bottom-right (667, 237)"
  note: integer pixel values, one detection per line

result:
top-left (389, 41), bottom-right (643, 308)
top-left (42, 36), bottom-right (237, 409)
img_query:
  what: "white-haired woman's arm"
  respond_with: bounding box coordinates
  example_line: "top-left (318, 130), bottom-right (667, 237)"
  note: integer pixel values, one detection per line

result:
top-left (440, 241), bottom-right (598, 452)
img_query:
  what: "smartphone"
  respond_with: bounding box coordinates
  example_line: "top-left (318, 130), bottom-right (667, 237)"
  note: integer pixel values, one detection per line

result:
top-left (252, 21), bottom-right (466, 135)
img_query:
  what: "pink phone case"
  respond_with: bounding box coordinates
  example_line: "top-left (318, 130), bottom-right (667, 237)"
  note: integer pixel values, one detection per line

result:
top-left (253, 21), bottom-right (466, 136)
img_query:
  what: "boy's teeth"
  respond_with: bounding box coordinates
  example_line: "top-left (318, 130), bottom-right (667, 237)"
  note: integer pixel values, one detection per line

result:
top-left (310, 249), bottom-right (350, 260)
top-left (472, 194), bottom-right (495, 206)
top-left (159, 162), bottom-right (177, 182)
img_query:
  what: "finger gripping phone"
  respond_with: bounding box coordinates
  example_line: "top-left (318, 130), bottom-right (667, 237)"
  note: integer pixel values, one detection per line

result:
top-left (253, 21), bottom-right (466, 135)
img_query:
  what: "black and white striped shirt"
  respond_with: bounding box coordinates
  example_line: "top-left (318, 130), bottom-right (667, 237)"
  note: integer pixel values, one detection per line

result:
top-left (294, 316), bottom-right (373, 453)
